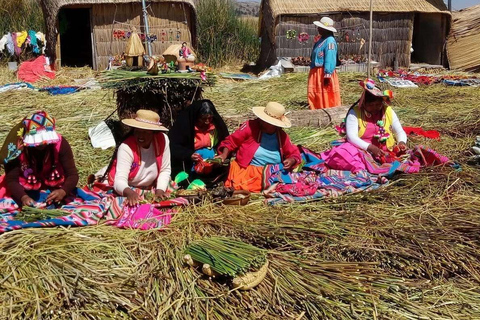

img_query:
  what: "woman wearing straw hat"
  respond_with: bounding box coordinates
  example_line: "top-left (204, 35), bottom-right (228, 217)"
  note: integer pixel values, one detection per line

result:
top-left (217, 102), bottom-right (301, 192)
top-left (105, 109), bottom-right (171, 206)
top-left (308, 17), bottom-right (342, 109)
top-left (0, 111), bottom-right (79, 207)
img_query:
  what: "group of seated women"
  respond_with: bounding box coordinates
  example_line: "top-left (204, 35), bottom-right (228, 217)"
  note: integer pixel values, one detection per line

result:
top-left (0, 78), bottom-right (413, 208)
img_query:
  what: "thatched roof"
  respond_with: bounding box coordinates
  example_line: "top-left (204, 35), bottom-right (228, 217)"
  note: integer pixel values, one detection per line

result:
top-left (39, 0), bottom-right (196, 67)
top-left (447, 5), bottom-right (480, 72)
top-left (263, 0), bottom-right (450, 20)
top-left (40, 0), bottom-right (194, 14)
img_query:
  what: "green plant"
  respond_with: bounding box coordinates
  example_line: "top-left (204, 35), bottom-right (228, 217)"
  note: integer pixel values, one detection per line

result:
top-left (0, 0), bottom-right (44, 36)
top-left (196, 0), bottom-right (259, 67)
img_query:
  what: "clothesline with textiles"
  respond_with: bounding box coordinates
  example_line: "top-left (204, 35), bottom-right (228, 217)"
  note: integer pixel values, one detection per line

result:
top-left (0, 30), bottom-right (46, 58)
top-left (377, 69), bottom-right (479, 86)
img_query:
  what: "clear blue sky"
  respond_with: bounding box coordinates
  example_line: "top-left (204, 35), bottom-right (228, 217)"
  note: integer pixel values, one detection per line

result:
top-left (446, 0), bottom-right (480, 9)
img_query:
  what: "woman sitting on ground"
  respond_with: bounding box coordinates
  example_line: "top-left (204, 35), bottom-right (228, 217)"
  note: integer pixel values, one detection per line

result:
top-left (168, 100), bottom-right (229, 185)
top-left (0, 111), bottom-right (79, 207)
top-left (322, 79), bottom-right (408, 172)
top-left (217, 102), bottom-right (301, 192)
top-left (105, 109), bottom-right (171, 206)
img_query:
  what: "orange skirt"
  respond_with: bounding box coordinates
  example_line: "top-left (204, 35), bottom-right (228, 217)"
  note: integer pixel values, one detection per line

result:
top-left (224, 160), bottom-right (263, 193)
top-left (307, 67), bottom-right (341, 109)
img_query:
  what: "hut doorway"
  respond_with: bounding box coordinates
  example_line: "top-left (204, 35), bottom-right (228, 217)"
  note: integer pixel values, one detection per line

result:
top-left (58, 8), bottom-right (93, 68)
top-left (411, 13), bottom-right (448, 66)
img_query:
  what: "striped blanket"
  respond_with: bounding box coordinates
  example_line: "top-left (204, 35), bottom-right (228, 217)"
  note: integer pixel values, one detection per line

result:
top-left (0, 186), bottom-right (187, 233)
top-left (262, 145), bottom-right (450, 205)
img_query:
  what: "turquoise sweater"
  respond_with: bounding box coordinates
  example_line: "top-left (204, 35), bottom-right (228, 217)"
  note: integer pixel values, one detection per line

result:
top-left (310, 35), bottom-right (338, 77)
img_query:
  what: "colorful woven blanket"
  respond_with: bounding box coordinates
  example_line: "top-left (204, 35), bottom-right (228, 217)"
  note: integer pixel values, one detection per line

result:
top-left (0, 186), bottom-right (188, 233)
top-left (262, 145), bottom-right (450, 205)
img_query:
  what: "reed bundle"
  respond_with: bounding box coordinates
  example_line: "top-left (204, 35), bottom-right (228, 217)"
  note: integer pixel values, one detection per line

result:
top-left (185, 237), bottom-right (267, 276)
top-left (15, 206), bottom-right (68, 222)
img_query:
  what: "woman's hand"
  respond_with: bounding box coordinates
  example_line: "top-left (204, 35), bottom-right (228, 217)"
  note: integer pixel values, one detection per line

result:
top-left (155, 189), bottom-right (168, 201)
top-left (323, 77), bottom-right (331, 87)
top-left (283, 158), bottom-right (296, 170)
top-left (191, 153), bottom-right (201, 162)
top-left (367, 144), bottom-right (386, 158)
top-left (21, 195), bottom-right (35, 207)
top-left (123, 188), bottom-right (140, 206)
top-left (46, 189), bottom-right (67, 204)
top-left (215, 148), bottom-right (229, 163)
top-left (397, 142), bottom-right (407, 151)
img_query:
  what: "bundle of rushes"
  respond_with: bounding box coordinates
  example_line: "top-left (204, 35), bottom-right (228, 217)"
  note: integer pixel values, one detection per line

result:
top-left (14, 206), bottom-right (68, 222)
top-left (98, 70), bottom-right (217, 88)
top-left (97, 70), bottom-right (217, 128)
top-left (2, 172), bottom-right (480, 319)
top-left (185, 237), bottom-right (266, 277)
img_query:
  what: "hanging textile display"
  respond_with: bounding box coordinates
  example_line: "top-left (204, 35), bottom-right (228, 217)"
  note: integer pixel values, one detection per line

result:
top-left (112, 29), bottom-right (157, 43)
top-left (0, 30), bottom-right (46, 59)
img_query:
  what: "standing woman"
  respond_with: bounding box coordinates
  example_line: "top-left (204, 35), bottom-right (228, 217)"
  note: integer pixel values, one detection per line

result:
top-left (308, 17), bottom-right (341, 109)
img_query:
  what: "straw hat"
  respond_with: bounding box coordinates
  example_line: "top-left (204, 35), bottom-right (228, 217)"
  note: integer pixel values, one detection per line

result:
top-left (252, 102), bottom-right (292, 128)
top-left (313, 17), bottom-right (337, 33)
top-left (122, 109), bottom-right (168, 131)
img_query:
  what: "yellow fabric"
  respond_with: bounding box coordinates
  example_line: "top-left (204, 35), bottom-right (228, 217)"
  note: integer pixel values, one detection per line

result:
top-left (353, 105), bottom-right (396, 150)
top-left (16, 31), bottom-right (28, 48)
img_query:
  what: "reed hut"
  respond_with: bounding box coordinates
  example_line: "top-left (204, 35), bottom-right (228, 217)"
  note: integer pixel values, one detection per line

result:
top-left (258, 0), bottom-right (451, 69)
top-left (39, 0), bottom-right (197, 70)
top-left (447, 5), bottom-right (480, 73)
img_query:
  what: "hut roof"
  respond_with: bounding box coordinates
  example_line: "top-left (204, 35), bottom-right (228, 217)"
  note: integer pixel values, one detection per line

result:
top-left (41, 0), bottom-right (195, 11)
top-left (263, 0), bottom-right (450, 20)
top-left (447, 4), bottom-right (480, 72)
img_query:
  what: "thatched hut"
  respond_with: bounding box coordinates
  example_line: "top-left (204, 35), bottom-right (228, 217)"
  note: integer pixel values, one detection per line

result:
top-left (39, 0), bottom-right (197, 70)
top-left (258, 0), bottom-right (451, 69)
top-left (447, 5), bottom-right (480, 73)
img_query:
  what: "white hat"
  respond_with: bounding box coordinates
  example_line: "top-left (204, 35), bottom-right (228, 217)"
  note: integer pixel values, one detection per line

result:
top-left (313, 17), bottom-right (337, 33)
top-left (252, 102), bottom-right (292, 128)
top-left (122, 109), bottom-right (168, 131)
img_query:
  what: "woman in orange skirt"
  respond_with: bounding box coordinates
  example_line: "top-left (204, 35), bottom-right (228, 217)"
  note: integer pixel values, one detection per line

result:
top-left (217, 102), bottom-right (301, 193)
top-left (308, 17), bottom-right (341, 109)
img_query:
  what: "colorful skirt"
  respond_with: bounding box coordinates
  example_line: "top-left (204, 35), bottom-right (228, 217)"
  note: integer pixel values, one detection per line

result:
top-left (225, 160), bottom-right (263, 193)
top-left (320, 142), bottom-right (450, 175)
top-left (307, 67), bottom-right (341, 109)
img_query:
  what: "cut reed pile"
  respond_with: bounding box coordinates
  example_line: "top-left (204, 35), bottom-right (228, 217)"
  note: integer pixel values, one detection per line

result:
top-left (1, 69), bottom-right (480, 318)
top-left (1, 175), bottom-right (480, 318)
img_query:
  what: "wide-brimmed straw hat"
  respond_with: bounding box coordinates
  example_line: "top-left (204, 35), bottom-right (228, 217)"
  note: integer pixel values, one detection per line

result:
top-left (313, 17), bottom-right (337, 33)
top-left (122, 109), bottom-right (168, 131)
top-left (360, 79), bottom-right (394, 101)
top-left (252, 102), bottom-right (292, 128)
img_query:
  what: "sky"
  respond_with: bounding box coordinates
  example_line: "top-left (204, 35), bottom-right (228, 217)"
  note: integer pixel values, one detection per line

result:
top-left (446, 0), bottom-right (480, 10)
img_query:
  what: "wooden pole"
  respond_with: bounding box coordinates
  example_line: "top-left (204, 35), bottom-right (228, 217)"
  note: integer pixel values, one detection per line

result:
top-left (367, 0), bottom-right (373, 78)
top-left (448, 0), bottom-right (452, 11)
top-left (142, 0), bottom-right (153, 56)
